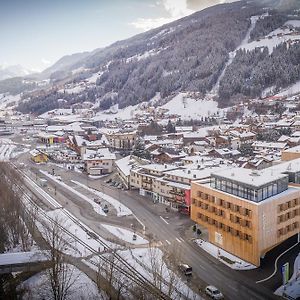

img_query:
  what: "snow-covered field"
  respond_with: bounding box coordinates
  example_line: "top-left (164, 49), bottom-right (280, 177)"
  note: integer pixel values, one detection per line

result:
top-left (162, 93), bottom-right (220, 120)
top-left (101, 224), bottom-right (148, 245)
top-left (276, 80), bottom-right (300, 97)
top-left (0, 93), bottom-right (21, 109)
top-left (93, 103), bottom-right (141, 121)
top-left (71, 180), bottom-right (133, 217)
top-left (19, 264), bottom-right (108, 300)
top-left (239, 19), bottom-right (300, 55)
top-left (59, 85), bottom-right (85, 94)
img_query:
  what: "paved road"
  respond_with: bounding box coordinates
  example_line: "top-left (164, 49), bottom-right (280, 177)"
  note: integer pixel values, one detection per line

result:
top-left (28, 162), bottom-right (279, 300)
top-left (14, 150), bottom-right (283, 300)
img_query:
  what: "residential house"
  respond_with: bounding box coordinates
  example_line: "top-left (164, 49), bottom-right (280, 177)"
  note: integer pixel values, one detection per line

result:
top-left (83, 148), bottom-right (116, 175)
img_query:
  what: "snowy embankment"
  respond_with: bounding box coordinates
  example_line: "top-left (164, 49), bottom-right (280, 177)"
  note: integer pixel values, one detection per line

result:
top-left (85, 247), bottom-right (200, 299)
top-left (71, 180), bottom-right (132, 217)
top-left (101, 224), bottom-right (148, 245)
top-left (194, 239), bottom-right (256, 270)
top-left (39, 170), bottom-right (107, 216)
top-left (40, 208), bottom-right (117, 257)
top-left (19, 264), bottom-right (108, 300)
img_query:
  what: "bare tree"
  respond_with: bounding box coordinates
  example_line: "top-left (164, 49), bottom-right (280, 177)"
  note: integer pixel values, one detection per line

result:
top-left (40, 215), bottom-right (79, 300)
top-left (96, 249), bottom-right (133, 299)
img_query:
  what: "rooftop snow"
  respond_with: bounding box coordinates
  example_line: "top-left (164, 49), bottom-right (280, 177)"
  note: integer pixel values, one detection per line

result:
top-left (211, 167), bottom-right (288, 187)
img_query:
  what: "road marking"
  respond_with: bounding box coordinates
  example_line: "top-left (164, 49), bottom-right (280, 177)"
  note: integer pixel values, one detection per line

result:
top-left (179, 237), bottom-right (185, 242)
top-left (165, 240), bottom-right (171, 245)
top-left (160, 216), bottom-right (169, 225)
top-left (198, 265), bottom-right (207, 271)
top-left (176, 238), bottom-right (182, 243)
top-left (256, 240), bottom-right (300, 283)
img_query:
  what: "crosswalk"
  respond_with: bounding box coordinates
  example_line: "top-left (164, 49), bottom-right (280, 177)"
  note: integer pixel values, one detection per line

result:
top-left (161, 237), bottom-right (185, 245)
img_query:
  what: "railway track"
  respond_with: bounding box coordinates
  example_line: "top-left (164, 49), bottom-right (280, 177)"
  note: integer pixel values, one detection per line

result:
top-left (10, 163), bottom-right (173, 300)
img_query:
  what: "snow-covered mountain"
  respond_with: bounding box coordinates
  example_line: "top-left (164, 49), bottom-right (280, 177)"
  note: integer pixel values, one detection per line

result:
top-left (2, 0), bottom-right (300, 117)
top-left (0, 65), bottom-right (34, 81)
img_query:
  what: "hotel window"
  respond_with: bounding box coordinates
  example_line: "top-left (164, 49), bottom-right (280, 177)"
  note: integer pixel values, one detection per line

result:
top-left (245, 208), bottom-right (252, 218)
top-left (192, 198), bottom-right (196, 205)
top-left (246, 220), bottom-right (252, 228)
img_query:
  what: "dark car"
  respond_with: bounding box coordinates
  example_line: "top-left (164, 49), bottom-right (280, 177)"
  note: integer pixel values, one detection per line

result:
top-left (102, 204), bottom-right (109, 213)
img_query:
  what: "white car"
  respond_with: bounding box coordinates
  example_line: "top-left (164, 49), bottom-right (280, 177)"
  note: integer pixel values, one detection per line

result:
top-left (205, 285), bottom-right (224, 299)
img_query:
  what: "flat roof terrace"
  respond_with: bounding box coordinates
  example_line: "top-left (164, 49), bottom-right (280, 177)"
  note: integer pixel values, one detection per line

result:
top-left (210, 168), bottom-right (289, 202)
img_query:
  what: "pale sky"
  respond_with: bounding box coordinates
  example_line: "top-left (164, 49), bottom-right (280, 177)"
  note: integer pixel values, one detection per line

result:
top-left (0, 0), bottom-right (239, 71)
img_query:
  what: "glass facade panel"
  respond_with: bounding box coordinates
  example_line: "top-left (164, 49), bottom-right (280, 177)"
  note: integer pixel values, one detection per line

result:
top-left (210, 175), bottom-right (288, 203)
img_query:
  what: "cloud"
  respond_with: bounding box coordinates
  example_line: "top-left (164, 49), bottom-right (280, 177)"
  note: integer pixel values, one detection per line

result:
top-left (41, 58), bottom-right (52, 65)
top-left (131, 17), bottom-right (176, 31)
top-left (131, 0), bottom-right (193, 31)
top-left (162, 0), bottom-right (193, 17)
top-left (130, 0), bottom-right (239, 31)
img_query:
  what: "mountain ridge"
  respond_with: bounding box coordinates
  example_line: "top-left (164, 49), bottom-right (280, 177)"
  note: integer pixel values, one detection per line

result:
top-left (1, 0), bottom-right (299, 116)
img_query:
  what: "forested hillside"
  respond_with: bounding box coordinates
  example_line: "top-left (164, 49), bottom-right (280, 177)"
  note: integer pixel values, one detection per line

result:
top-left (13, 0), bottom-right (300, 115)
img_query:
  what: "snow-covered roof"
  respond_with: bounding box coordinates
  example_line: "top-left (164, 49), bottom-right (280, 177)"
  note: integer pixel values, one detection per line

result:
top-left (141, 164), bottom-right (178, 173)
top-left (252, 141), bottom-right (287, 149)
top-left (212, 167), bottom-right (288, 188)
top-left (83, 148), bottom-right (116, 160)
top-left (115, 155), bottom-right (138, 177)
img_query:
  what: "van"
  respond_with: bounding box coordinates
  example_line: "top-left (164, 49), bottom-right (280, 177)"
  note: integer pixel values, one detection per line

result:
top-left (178, 264), bottom-right (192, 276)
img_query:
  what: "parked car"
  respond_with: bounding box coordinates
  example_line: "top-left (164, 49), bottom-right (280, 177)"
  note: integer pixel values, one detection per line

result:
top-left (205, 286), bottom-right (224, 299)
top-left (102, 204), bottom-right (109, 213)
top-left (178, 264), bottom-right (192, 276)
top-left (93, 198), bottom-right (101, 204)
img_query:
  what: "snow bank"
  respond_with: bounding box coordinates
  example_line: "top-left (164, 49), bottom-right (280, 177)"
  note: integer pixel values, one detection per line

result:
top-left (39, 171), bottom-right (107, 216)
top-left (71, 180), bottom-right (132, 217)
top-left (194, 239), bottom-right (256, 270)
top-left (101, 224), bottom-right (148, 245)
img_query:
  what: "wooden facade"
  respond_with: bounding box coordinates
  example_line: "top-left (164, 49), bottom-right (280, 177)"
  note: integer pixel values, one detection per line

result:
top-left (191, 182), bottom-right (300, 266)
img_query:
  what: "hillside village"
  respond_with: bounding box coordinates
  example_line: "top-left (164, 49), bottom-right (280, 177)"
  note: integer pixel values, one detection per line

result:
top-left (1, 1), bottom-right (300, 299)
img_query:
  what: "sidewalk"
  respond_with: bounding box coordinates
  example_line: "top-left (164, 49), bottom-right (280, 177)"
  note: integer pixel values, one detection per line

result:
top-left (194, 238), bottom-right (257, 270)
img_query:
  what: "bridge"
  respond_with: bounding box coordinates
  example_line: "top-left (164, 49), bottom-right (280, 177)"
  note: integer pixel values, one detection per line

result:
top-left (0, 251), bottom-right (50, 274)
